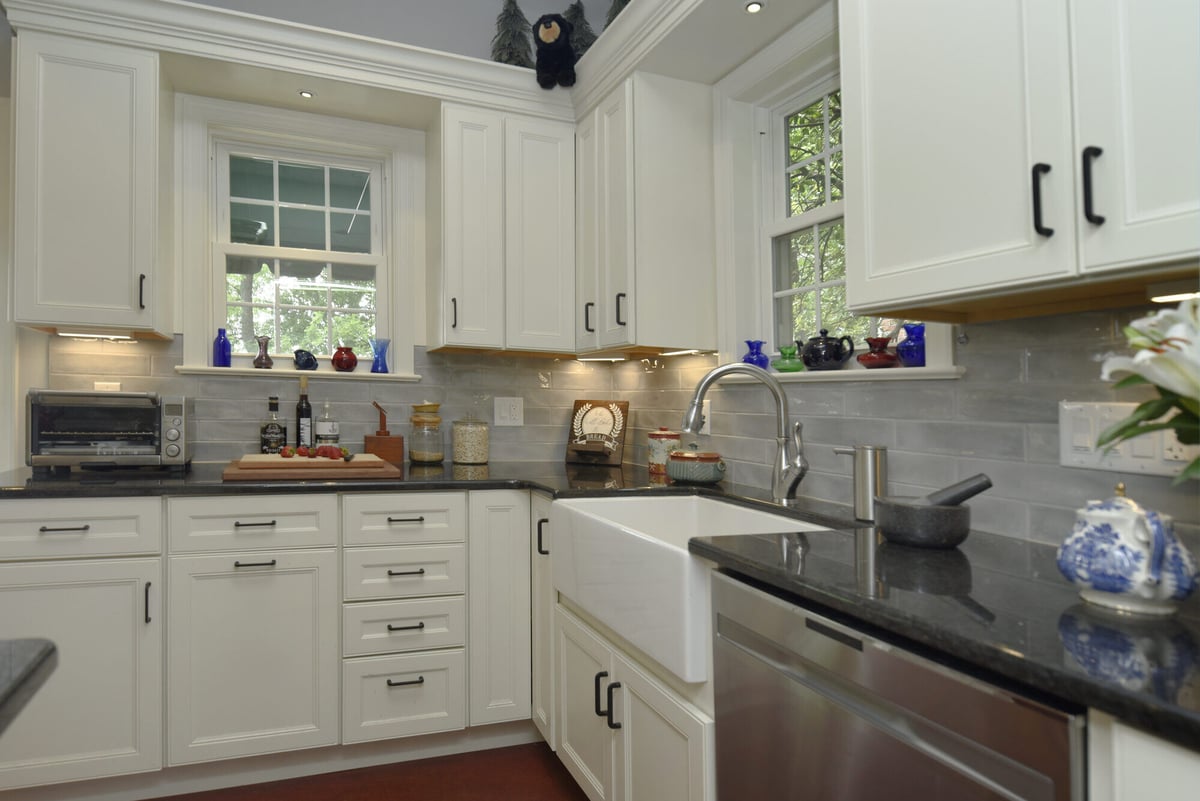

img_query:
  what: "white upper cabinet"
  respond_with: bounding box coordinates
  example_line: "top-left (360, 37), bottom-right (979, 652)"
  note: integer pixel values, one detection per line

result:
top-left (430, 104), bottom-right (575, 353)
top-left (840, 0), bottom-right (1199, 318)
top-left (12, 30), bottom-right (172, 338)
top-left (576, 72), bottom-right (716, 355)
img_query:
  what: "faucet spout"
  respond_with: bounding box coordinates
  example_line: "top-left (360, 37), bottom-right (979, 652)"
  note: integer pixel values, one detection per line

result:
top-left (681, 363), bottom-right (808, 506)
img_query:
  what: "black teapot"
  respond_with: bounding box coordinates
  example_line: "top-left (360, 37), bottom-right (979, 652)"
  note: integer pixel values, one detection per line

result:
top-left (798, 329), bottom-right (855, 371)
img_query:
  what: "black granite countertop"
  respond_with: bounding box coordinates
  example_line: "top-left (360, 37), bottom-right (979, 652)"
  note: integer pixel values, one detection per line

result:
top-left (2, 460), bottom-right (1197, 752)
top-left (0, 638), bottom-right (57, 735)
top-left (690, 526), bottom-right (1200, 752)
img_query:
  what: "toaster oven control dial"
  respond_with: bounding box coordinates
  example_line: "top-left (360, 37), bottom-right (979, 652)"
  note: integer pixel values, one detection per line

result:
top-left (165, 428), bottom-right (180, 442)
top-left (166, 444), bottom-right (181, 458)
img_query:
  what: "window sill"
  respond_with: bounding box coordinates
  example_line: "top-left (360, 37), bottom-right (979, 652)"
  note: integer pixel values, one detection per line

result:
top-left (720, 365), bottom-right (964, 383)
top-left (175, 366), bottom-right (422, 382)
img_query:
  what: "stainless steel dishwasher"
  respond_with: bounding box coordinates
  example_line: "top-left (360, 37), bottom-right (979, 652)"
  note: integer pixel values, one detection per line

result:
top-left (712, 571), bottom-right (1084, 801)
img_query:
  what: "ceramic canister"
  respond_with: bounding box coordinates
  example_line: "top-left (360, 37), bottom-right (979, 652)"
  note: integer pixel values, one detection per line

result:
top-left (648, 427), bottom-right (681, 474)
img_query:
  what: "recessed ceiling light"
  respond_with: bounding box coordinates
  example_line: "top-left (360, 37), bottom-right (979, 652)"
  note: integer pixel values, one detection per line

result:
top-left (745, 2), bottom-right (765, 13)
top-left (298, 90), bottom-right (316, 99)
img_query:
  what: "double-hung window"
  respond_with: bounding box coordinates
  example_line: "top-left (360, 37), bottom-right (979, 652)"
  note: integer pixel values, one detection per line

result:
top-left (769, 84), bottom-right (898, 350)
top-left (217, 144), bottom-right (385, 357)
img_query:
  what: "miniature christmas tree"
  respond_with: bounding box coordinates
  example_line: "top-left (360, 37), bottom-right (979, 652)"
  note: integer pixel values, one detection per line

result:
top-left (606, 0), bottom-right (631, 28)
top-left (492, 0), bottom-right (533, 68)
top-left (564, 1), bottom-right (598, 62)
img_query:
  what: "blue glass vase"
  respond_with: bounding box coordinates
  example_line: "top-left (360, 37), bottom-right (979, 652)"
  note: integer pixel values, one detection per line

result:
top-left (369, 337), bottom-right (390, 374)
top-left (212, 328), bottom-right (231, 367)
top-left (896, 323), bottom-right (926, 367)
top-left (742, 340), bottom-right (769, 369)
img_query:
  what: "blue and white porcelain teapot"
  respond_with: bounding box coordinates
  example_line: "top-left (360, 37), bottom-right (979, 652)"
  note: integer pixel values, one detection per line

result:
top-left (1057, 484), bottom-right (1198, 616)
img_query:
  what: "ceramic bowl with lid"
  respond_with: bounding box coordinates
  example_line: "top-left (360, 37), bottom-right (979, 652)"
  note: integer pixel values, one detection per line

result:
top-left (667, 446), bottom-right (726, 484)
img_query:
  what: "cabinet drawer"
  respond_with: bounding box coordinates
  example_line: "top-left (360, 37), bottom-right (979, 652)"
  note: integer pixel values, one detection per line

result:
top-left (342, 493), bottom-right (466, 546)
top-left (343, 597), bottom-right (466, 657)
top-left (168, 494), bottom-right (337, 552)
top-left (341, 649), bottom-right (466, 743)
top-left (344, 545), bottom-right (466, 600)
top-left (0, 497), bottom-right (161, 560)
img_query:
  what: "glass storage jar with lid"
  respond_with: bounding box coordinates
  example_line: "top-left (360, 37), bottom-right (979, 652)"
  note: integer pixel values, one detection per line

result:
top-left (409, 402), bottom-right (444, 464)
top-left (453, 416), bottom-right (489, 464)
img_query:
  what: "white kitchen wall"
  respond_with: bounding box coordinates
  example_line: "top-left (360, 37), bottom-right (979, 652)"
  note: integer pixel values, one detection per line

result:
top-left (40, 304), bottom-right (1200, 553)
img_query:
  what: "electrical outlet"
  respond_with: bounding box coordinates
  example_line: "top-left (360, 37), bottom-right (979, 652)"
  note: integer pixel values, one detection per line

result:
top-left (93, 381), bottom-right (121, 392)
top-left (1059, 401), bottom-right (1191, 477)
top-left (494, 397), bottom-right (524, 427)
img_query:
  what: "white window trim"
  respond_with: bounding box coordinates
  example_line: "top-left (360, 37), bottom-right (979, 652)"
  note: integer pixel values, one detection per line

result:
top-left (712, 3), bottom-right (961, 382)
top-left (174, 93), bottom-right (425, 379)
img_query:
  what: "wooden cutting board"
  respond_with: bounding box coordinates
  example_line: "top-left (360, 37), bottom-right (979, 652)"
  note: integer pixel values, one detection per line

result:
top-left (223, 452), bottom-right (403, 481)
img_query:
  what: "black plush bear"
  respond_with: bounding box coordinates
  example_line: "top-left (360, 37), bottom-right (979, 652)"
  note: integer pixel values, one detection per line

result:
top-left (533, 14), bottom-right (575, 89)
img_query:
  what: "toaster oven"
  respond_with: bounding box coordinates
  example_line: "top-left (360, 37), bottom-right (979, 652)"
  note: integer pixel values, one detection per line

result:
top-left (26, 390), bottom-right (193, 473)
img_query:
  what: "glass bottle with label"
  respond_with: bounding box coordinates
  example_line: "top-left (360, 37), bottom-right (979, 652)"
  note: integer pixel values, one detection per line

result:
top-left (296, 376), bottom-right (313, 448)
top-left (315, 401), bottom-right (339, 446)
top-left (259, 396), bottom-right (287, 454)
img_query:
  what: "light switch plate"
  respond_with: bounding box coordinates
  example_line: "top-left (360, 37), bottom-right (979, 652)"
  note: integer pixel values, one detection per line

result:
top-left (494, 397), bottom-right (524, 427)
top-left (1058, 401), bottom-right (1198, 477)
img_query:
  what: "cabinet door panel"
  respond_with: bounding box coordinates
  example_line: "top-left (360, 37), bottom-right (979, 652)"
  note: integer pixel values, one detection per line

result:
top-left (0, 559), bottom-right (161, 789)
top-left (468, 490), bottom-right (531, 726)
top-left (1073, 0), bottom-right (1200, 272)
top-left (842, 0), bottom-right (1075, 311)
top-left (343, 544), bottom-right (466, 601)
top-left (342, 492), bottom-right (467, 546)
top-left (598, 83), bottom-right (634, 349)
top-left (556, 606), bottom-right (615, 801)
top-left (442, 105), bottom-right (504, 347)
top-left (0, 497), bottom-right (160, 560)
top-left (531, 494), bottom-right (556, 747)
top-left (576, 111), bottom-right (601, 352)
top-left (168, 494), bottom-right (337, 552)
top-left (505, 117), bottom-right (576, 352)
top-left (167, 549), bottom-right (338, 765)
top-left (12, 31), bottom-right (161, 331)
top-left (613, 654), bottom-right (713, 801)
top-left (342, 596), bottom-right (466, 657)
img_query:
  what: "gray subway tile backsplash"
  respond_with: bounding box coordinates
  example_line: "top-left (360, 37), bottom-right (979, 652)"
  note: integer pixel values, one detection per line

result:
top-left (39, 305), bottom-right (1198, 544)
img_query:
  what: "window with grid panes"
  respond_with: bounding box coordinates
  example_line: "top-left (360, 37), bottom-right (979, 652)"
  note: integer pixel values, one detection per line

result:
top-left (217, 143), bottom-right (385, 357)
top-left (772, 88), bottom-right (899, 350)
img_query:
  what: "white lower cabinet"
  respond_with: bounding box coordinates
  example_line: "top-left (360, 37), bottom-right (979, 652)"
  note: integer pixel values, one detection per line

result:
top-left (166, 548), bottom-right (340, 764)
top-left (467, 490), bottom-right (531, 726)
top-left (166, 491), bottom-right (340, 765)
top-left (0, 557), bottom-right (162, 790)
top-left (531, 493), bottom-right (555, 747)
top-left (341, 492), bottom-right (469, 743)
top-left (555, 605), bottom-right (713, 801)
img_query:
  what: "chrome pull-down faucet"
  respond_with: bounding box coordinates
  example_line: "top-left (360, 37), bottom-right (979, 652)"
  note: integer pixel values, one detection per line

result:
top-left (681, 362), bottom-right (809, 506)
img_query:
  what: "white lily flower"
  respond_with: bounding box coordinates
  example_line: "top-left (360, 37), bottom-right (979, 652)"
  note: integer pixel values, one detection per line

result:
top-left (1102, 299), bottom-right (1200, 402)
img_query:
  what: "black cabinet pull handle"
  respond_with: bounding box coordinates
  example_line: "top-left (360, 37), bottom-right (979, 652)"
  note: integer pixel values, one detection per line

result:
top-left (605, 682), bottom-right (622, 729)
top-left (451, 297), bottom-right (458, 328)
top-left (38, 524), bottom-right (90, 533)
top-left (234, 559), bottom-right (277, 568)
top-left (387, 516), bottom-right (426, 524)
top-left (388, 568), bottom-right (427, 577)
top-left (387, 676), bottom-right (425, 687)
top-left (1031, 162), bottom-right (1054, 237)
top-left (615, 292), bottom-right (627, 326)
top-left (387, 621), bottom-right (426, 632)
top-left (536, 518), bottom-right (550, 556)
top-left (1082, 146), bottom-right (1105, 225)
top-left (138, 274), bottom-right (146, 310)
top-left (144, 581), bottom-right (152, 624)
top-left (584, 301), bottom-right (595, 333)
top-left (594, 670), bottom-right (609, 717)
top-left (234, 520), bottom-right (276, 528)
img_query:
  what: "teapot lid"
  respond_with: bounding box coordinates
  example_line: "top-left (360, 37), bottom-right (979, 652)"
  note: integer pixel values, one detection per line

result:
top-left (1083, 482), bottom-right (1144, 513)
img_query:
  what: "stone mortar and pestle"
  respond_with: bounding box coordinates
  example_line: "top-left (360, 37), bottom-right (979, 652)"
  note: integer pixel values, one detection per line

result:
top-left (873, 473), bottom-right (993, 549)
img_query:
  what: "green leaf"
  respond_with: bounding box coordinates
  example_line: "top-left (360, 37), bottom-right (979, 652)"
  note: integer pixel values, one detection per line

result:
top-left (1173, 457), bottom-right (1200, 485)
top-left (1112, 374), bottom-right (1150, 390)
top-left (1096, 397), bottom-right (1176, 446)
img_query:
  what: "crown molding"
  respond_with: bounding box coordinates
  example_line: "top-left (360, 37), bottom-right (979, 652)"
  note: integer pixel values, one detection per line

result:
top-left (2, 0), bottom-right (576, 121)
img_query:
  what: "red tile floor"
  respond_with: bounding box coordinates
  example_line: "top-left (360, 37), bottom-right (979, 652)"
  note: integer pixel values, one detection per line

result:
top-left (151, 743), bottom-right (589, 801)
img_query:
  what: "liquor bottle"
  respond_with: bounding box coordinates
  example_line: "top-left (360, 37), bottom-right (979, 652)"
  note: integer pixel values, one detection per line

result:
top-left (259, 396), bottom-right (287, 454)
top-left (296, 376), bottom-right (313, 448)
top-left (314, 401), bottom-right (339, 447)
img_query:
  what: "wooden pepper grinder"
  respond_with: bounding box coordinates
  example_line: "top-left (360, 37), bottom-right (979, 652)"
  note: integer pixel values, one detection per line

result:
top-left (364, 401), bottom-right (405, 465)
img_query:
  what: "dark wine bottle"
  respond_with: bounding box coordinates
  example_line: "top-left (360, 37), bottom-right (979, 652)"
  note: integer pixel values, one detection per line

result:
top-left (260, 396), bottom-right (287, 454)
top-left (296, 376), bottom-right (313, 448)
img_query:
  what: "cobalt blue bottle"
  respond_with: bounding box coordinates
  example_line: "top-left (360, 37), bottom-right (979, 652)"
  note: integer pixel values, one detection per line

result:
top-left (213, 328), bottom-right (232, 367)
